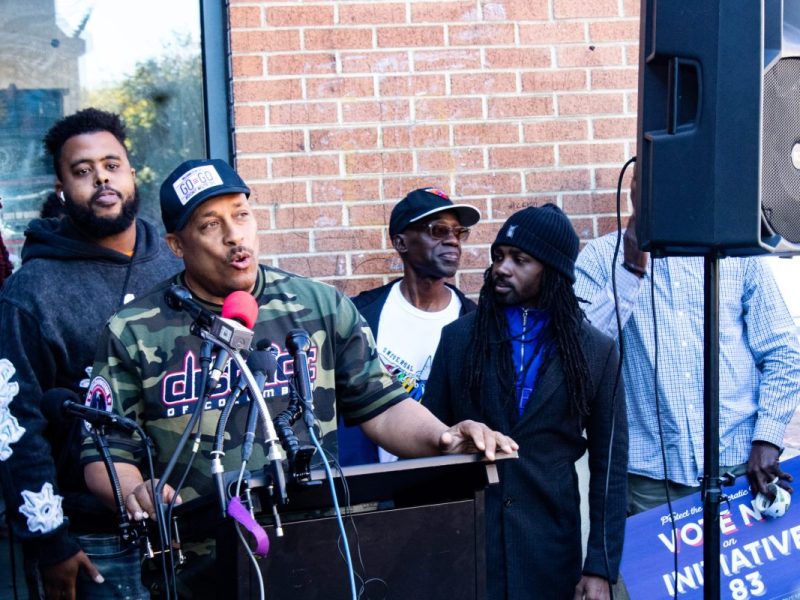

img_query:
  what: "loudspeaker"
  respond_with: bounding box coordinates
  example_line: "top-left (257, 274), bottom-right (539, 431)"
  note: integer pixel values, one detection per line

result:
top-left (636, 0), bottom-right (800, 256)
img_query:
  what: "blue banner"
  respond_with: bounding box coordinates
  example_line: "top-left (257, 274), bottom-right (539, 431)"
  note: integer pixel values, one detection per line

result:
top-left (620, 456), bottom-right (800, 599)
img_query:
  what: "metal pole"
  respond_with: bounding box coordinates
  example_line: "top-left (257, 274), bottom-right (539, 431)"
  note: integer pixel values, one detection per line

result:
top-left (703, 253), bottom-right (721, 599)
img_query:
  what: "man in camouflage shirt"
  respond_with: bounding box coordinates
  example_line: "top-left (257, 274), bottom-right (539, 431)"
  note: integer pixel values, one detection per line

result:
top-left (81, 159), bottom-right (517, 595)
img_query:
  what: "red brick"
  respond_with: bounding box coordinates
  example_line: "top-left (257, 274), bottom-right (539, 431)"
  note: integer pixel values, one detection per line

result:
top-left (589, 21), bottom-right (639, 42)
top-left (267, 53), bottom-right (337, 76)
top-left (557, 46), bottom-right (624, 68)
top-left (592, 117), bottom-right (636, 139)
top-left (275, 205), bottom-right (342, 229)
top-left (413, 49), bottom-right (482, 71)
top-left (625, 45), bottom-right (640, 66)
top-left (524, 120), bottom-right (588, 142)
top-left (518, 22), bottom-right (586, 45)
top-left (481, 0), bottom-right (549, 21)
top-left (484, 48), bottom-right (551, 69)
top-left (270, 102), bottom-right (338, 125)
top-left (235, 158), bottom-right (268, 180)
top-left (571, 217), bottom-right (594, 240)
top-left (591, 68), bottom-right (638, 90)
top-left (345, 151), bottom-right (413, 174)
top-left (489, 146), bottom-right (555, 169)
top-left (348, 202), bottom-right (394, 226)
top-left (249, 181), bottom-right (308, 204)
top-left (597, 216), bottom-right (624, 236)
top-left (454, 123), bottom-right (520, 146)
top-left (250, 207), bottom-right (270, 231)
top-left (351, 252), bottom-right (399, 275)
top-left (457, 271), bottom-right (486, 295)
top-left (558, 93), bottom-right (624, 116)
top-left (459, 247), bottom-right (494, 270)
top-left (234, 105), bottom-right (266, 127)
top-left (305, 28), bottom-right (373, 50)
top-left (492, 195), bottom-right (557, 220)
top-left (310, 127), bottom-right (378, 151)
top-left (335, 277), bottom-right (388, 297)
top-left (623, 0), bottom-right (640, 17)
top-left (449, 23), bottom-right (515, 46)
top-left (231, 30), bottom-right (300, 53)
top-left (525, 169), bottom-right (591, 192)
top-left (450, 72), bottom-right (517, 95)
top-left (315, 228), bottom-right (384, 252)
top-left (417, 148), bottom-right (484, 172)
top-left (230, 6), bottom-right (262, 28)
top-left (339, 3), bottom-right (406, 25)
top-left (522, 70), bottom-right (587, 92)
top-left (558, 142), bottom-right (626, 166)
top-left (554, 0), bottom-right (620, 18)
top-left (379, 74), bottom-right (446, 97)
top-left (596, 167), bottom-right (634, 190)
top-left (233, 55), bottom-right (264, 77)
top-left (272, 154), bottom-right (340, 177)
top-left (341, 99), bottom-right (410, 123)
top-left (411, 1), bottom-right (479, 23)
top-left (341, 50), bottom-right (410, 73)
top-left (377, 26), bottom-right (445, 48)
top-left (258, 231), bottom-right (311, 254)
top-left (460, 221), bottom-right (495, 244)
top-left (382, 124), bottom-right (450, 148)
top-left (456, 173), bottom-right (522, 196)
top-left (266, 5), bottom-right (334, 26)
top-left (312, 178), bottom-right (381, 202)
top-left (562, 192), bottom-right (619, 215)
top-left (416, 97), bottom-right (483, 121)
top-left (488, 96), bottom-right (554, 119)
top-left (627, 90), bottom-right (638, 113)
top-left (307, 77), bottom-right (375, 99)
top-left (236, 130), bottom-right (306, 153)
top-left (383, 176), bottom-right (453, 200)
top-left (278, 255), bottom-right (345, 278)
top-left (234, 79), bottom-right (302, 102)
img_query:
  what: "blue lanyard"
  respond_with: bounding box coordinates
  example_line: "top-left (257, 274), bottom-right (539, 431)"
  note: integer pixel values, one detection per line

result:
top-left (505, 306), bottom-right (549, 418)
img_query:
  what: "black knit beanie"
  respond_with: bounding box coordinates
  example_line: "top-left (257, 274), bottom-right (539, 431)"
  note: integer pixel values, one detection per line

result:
top-left (490, 204), bottom-right (579, 282)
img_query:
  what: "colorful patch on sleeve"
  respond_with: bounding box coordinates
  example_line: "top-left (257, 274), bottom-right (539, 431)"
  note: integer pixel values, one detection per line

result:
top-left (19, 482), bottom-right (64, 534)
top-left (85, 376), bottom-right (114, 433)
top-left (0, 358), bottom-right (25, 461)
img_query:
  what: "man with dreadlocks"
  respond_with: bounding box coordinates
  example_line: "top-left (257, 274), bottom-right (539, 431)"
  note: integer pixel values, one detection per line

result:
top-left (425, 204), bottom-right (628, 600)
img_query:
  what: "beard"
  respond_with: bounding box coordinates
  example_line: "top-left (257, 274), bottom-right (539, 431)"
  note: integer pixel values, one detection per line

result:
top-left (64, 185), bottom-right (141, 239)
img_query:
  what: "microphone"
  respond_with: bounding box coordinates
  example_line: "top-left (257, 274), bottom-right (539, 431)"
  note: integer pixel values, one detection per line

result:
top-left (41, 388), bottom-right (138, 435)
top-left (241, 340), bottom-right (279, 462)
top-left (285, 329), bottom-right (316, 429)
top-left (206, 291), bottom-right (260, 395)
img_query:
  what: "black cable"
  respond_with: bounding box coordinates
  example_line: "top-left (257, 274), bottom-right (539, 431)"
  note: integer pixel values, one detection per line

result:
top-left (649, 261), bottom-right (678, 600)
top-left (599, 155), bottom-right (636, 598)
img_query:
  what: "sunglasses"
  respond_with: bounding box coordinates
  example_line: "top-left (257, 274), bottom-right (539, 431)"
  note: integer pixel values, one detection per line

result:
top-left (415, 222), bottom-right (471, 241)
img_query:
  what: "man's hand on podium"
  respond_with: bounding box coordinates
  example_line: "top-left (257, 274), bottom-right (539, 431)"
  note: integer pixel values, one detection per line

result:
top-left (439, 419), bottom-right (518, 461)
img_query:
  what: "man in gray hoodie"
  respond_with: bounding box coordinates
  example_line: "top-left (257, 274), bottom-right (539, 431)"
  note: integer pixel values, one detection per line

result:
top-left (0, 108), bottom-right (180, 599)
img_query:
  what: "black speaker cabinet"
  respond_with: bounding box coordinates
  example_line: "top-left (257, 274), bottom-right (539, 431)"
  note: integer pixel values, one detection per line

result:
top-left (636, 0), bottom-right (800, 256)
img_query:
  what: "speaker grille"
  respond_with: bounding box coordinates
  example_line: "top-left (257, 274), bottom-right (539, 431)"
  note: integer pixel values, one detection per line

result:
top-left (762, 58), bottom-right (800, 244)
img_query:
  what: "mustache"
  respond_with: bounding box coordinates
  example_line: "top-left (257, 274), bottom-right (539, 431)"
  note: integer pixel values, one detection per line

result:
top-left (90, 186), bottom-right (122, 203)
top-left (226, 246), bottom-right (255, 262)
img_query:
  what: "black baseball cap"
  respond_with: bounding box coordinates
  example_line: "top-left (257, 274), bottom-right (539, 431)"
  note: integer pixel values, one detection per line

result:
top-left (160, 159), bottom-right (251, 233)
top-left (389, 187), bottom-right (480, 237)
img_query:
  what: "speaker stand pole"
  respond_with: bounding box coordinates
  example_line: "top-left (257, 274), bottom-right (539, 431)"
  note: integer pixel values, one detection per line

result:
top-left (703, 253), bottom-right (722, 600)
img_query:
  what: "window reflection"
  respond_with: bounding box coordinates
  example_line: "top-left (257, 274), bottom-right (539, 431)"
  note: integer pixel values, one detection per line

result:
top-left (0, 0), bottom-right (205, 263)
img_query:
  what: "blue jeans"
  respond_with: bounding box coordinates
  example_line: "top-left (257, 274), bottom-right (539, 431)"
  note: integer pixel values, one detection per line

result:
top-left (25, 533), bottom-right (148, 600)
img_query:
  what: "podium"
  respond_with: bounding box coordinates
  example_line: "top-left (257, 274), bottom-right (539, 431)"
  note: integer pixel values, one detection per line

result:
top-left (214, 453), bottom-right (511, 599)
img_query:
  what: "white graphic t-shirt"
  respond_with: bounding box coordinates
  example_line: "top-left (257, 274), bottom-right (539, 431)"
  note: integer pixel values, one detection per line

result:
top-left (375, 283), bottom-right (462, 462)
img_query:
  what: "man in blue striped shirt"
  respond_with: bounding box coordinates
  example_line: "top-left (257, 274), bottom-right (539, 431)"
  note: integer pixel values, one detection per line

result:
top-left (575, 196), bottom-right (800, 514)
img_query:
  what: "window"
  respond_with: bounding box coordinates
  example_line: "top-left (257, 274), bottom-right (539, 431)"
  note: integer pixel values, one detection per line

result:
top-left (0, 0), bottom-right (227, 262)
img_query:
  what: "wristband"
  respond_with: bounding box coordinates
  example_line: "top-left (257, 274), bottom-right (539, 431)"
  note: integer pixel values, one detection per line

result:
top-left (622, 261), bottom-right (646, 278)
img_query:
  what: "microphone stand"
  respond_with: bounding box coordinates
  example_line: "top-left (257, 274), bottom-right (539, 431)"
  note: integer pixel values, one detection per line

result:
top-left (89, 427), bottom-right (137, 547)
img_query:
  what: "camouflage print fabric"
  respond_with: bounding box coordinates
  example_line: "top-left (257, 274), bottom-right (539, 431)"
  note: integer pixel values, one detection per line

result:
top-left (80, 265), bottom-right (406, 503)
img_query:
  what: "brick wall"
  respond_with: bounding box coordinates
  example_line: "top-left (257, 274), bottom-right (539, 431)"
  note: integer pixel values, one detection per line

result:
top-left (229, 0), bottom-right (640, 296)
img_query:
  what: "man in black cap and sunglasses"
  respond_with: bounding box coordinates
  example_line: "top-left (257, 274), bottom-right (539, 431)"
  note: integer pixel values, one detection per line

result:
top-left (339, 187), bottom-right (481, 465)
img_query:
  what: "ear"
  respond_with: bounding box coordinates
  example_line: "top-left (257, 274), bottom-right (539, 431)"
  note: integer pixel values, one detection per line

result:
top-left (392, 233), bottom-right (407, 254)
top-left (165, 233), bottom-right (184, 258)
top-left (131, 167), bottom-right (136, 180)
